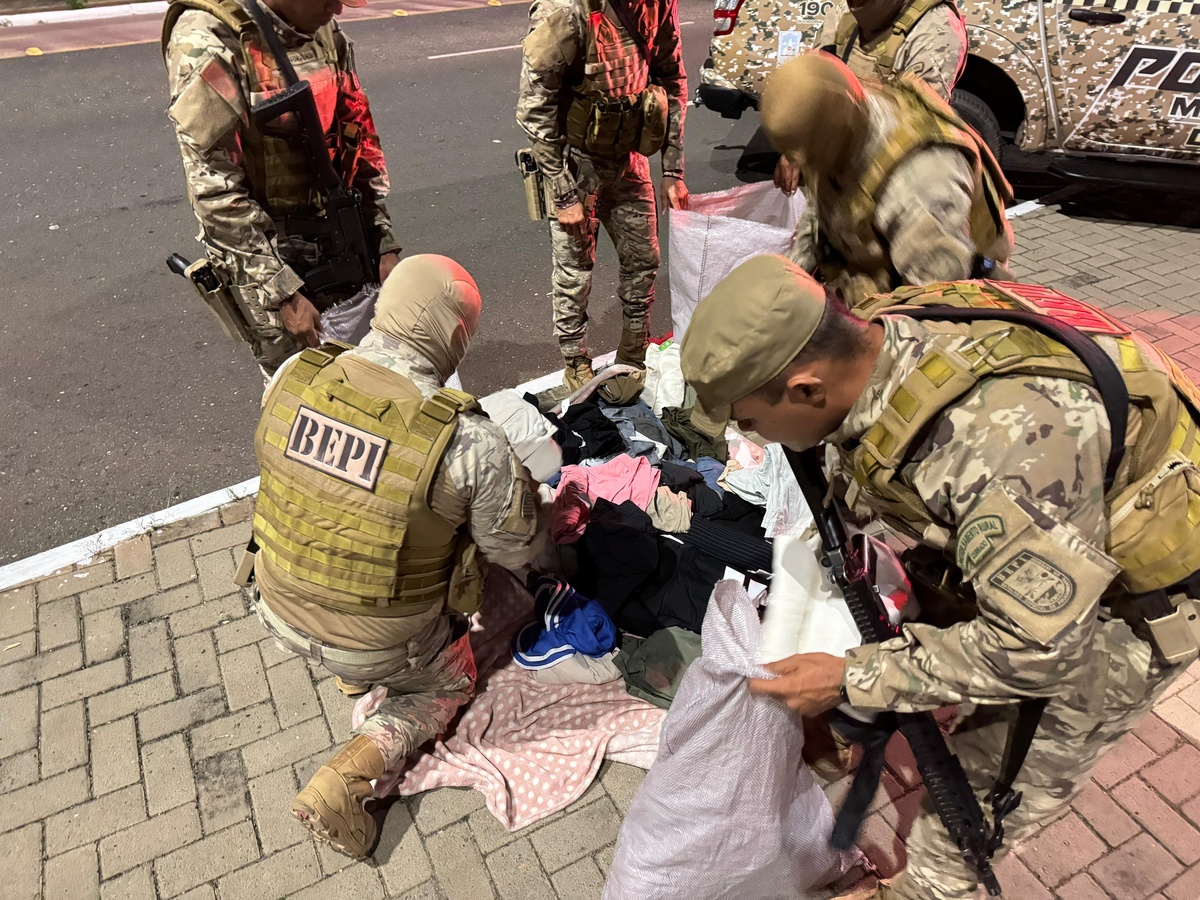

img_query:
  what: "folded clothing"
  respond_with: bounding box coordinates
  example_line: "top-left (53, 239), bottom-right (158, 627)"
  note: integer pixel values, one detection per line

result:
top-left (601, 400), bottom-right (687, 465)
top-left (614, 626), bottom-right (703, 709)
top-left (661, 406), bottom-right (728, 463)
top-left (479, 390), bottom-right (563, 482)
top-left (645, 486), bottom-right (692, 534)
top-left (551, 455), bottom-right (662, 543)
top-left (513, 577), bottom-right (619, 670)
top-left (530, 650), bottom-right (622, 685)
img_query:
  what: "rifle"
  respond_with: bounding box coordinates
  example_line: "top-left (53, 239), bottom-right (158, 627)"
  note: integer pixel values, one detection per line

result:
top-left (246, 0), bottom-right (376, 297)
top-left (783, 445), bottom-right (1004, 896)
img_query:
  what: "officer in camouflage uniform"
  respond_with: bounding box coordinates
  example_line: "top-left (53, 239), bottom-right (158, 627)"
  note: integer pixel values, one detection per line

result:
top-left (680, 255), bottom-right (1200, 899)
top-left (763, 52), bottom-right (1013, 311)
top-left (251, 255), bottom-right (547, 860)
top-left (517, 0), bottom-right (689, 402)
top-left (163, 0), bottom-right (401, 376)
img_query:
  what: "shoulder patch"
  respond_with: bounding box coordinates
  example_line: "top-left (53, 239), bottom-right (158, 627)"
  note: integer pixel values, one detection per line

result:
top-left (956, 515), bottom-right (1005, 571)
top-left (988, 550), bottom-right (1075, 615)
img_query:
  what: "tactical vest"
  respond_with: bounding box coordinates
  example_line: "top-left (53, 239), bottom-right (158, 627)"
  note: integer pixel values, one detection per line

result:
top-left (817, 78), bottom-right (1013, 300)
top-left (833, 0), bottom-right (959, 84)
top-left (849, 280), bottom-right (1200, 596)
top-left (162, 0), bottom-right (342, 217)
top-left (253, 344), bottom-right (482, 617)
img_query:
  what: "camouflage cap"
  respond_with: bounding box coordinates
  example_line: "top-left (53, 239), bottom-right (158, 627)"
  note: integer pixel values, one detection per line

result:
top-left (680, 255), bottom-right (828, 408)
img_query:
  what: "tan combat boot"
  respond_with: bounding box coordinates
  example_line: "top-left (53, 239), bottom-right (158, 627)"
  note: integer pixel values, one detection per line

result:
top-left (563, 356), bottom-right (596, 392)
top-left (599, 327), bottom-right (647, 405)
top-left (292, 735), bottom-right (385, 860)
top-left (335, 676), bottom-right (371, 697)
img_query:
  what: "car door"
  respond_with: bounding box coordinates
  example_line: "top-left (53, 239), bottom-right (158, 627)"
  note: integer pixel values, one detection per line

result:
top-left (1051, 0), bottom-right (1200, 161)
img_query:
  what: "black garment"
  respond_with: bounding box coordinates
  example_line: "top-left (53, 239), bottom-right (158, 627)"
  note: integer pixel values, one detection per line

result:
top-left (573, 500), bottom-right (662, 636)
top-left (562, 401), bottom-right (626, 461)
top-left (528, 393), bottom-right (585, 466)
top-left (680, 517), bottom-right (772, 579)
top-left (637, 537), bottom-right (726, 634)
top-left (659, 461), bottom-right (705, 493)
top-left (708, 491), bottom-right (766, 536)
top-left (661, 406), bottom-right (729, 463)
top-left (686, 483), bottom-right (723, 518)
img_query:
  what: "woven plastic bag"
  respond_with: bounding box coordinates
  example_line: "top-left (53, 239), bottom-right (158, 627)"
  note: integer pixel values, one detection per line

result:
top-left (668, 181), bottom-right (806, 339)
top-left (603, 581), bottom-right (854, 900)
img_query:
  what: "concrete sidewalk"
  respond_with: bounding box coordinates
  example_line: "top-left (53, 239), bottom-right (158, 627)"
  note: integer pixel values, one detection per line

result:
top-left (3, 197), bottom-right (1200, 899)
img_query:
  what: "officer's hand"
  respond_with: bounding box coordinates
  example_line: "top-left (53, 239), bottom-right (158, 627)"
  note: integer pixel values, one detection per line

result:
top-left (279, 292), bottom-right (321, 348)
top-left (661, 176), bottom-right (690, 211)
top-left (378, 251), bottom-right (400, 285)
top-left (557, 202), bottom-right (588, 240)
top-left (748, 653), bottom-right (846, 716)
top-left (774, 156), bottom-right (801, 196)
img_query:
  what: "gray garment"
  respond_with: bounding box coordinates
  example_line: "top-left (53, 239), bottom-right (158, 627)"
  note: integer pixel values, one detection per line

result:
top-left (614, 626), bottom-right (703, 709)
top-left (601, 399), bottom-right (687, 466)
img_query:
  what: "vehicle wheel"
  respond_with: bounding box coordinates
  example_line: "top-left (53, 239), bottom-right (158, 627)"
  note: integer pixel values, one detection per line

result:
top-left (952, 89), bottom-right (1003, 158)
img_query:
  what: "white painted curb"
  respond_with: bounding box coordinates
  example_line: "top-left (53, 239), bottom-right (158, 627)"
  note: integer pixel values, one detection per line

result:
top-left (0, 2), bottom-right (167, 29)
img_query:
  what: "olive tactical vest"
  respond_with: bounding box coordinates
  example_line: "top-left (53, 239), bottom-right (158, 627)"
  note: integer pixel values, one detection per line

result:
top-left (253, 344), bottom-right (480, 617)
top-left (850, 281), bottom-right (1200, 595)
top-left (833, 0), bottom-right (960, 84)
top-left (162, 0), bottom-right (342, 216)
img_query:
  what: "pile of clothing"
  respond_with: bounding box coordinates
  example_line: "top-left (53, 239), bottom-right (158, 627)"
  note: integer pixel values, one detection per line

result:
top-left (481, 344), bottom-right (812, 708)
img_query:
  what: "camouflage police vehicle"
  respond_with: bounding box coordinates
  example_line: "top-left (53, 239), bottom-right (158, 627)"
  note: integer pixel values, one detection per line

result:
top-left (698, 0), bottom-right (1200, 185)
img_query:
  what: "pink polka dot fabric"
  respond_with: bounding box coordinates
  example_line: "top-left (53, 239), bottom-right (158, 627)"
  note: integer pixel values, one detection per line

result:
top-left (379, 571), bottom-right (664, 830)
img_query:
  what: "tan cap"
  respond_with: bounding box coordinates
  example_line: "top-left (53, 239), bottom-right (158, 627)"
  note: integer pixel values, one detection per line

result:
top-left (680, 255), bottom-right (828, 408)
top-left (761, 51), bottom-right (869, 177)
top-left (371, 255), bottom-right (482, 383)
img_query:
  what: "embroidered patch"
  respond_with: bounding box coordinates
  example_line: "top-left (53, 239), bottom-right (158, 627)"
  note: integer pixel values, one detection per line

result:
top-left (285, 405), bottom-right (388, 490)
top-left (956, 515), bottom-right (1006, 571)
top-left (989, 551), bottom-right (1076, 615)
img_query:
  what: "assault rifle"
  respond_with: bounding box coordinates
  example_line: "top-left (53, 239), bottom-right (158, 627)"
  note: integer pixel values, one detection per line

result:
top-left (783, 446), bottom-right (1004, 896)
top-left (246, 0), bottom-right (376, 297)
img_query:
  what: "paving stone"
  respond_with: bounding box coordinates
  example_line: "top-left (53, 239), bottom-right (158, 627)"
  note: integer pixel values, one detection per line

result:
top-left (258, 635), bottom-right (292, 667)
top-left (213, 617), bottom-right (263, 654)
top-left (1113, 776), bottom-right (1200, 864)
top-left (599, 761), bottom-right (644, 816)
top-left (221, 498), bottom-right (256, 525)
top-left (1142, 743), bottom-right (1200, 806)
top-left (125, 583), bottom-right (203, 627)
top-left (0, 630), bottom-right (34, 664)
top-left (100, 803), bottom-right (202, 878)
top-left (1184, 793), bottom-right (1200, 829)
top-left (375, 802), bottom-right (433, 895)
top-left (38, 597), bottom-right (79, 651)
top-left (80, 573), bottom-right (156, 616)
top-left (0, 643), bottom-right (83, 696)
top-left (177, 887), bottom-right (216, 900)
top-left (0, 822), bottom-right (42, 900)
top-left (1164, 859), bottom-right (1200, 900)
top-left (170, 594), bottom-right (245, 638)
top-left (174, 631), bottom-right (220, 695)
top-left (489, 836), bottom-right (555, 900)
top-left (128, 621), bottom-right (172, 680)
top-left (220, 644), bottom-right (269, 712)
top-left (855, 812), bottom-right (906, 879)
top-left (99, 865), bottom-right (155, 900)
top-left (190, 702), bottom-right (278, 760)
top-left (40, 701), bottom-right (87, 777)
top-left (1092, 734), bottom-right (1157, 788)
top-left (0, 685), bottom-right (38, 760)
top-left (151, 510), bottom-right (222, 546)
top-left (315, 672), bottom-right (353, 742)
top-left (190, 521), bottom-right (252, 557)
top-left (241, 715), bottom-right (331, 779)
top-left (39, 562), bottom-right (114, 604)
top-left (530, 797), bottom-right (621, 873)
top-left (137, 686), bottom-right (226, 743)
top-left (1016, 811), bottom-right (1106, 887)
top-left (1055, 872), bottom-right (1110, 900)
top-left (1089, 832), bottom-right (1181, 897)
top-left (92, 716), bottom-right (141, 795)
top-left (247, 767), bottom-right (302, 854)
top-left (155, 539), bottom-right (197, 590)
top-left (288, 863), bottom-right (385, 900)
top-left (1072, 779), bottom-right (1140, 847)
top-left (0, 585), bottom-right (35, 639)
top-left (45, 783), bottom-right (146, 856)
top-left (0, 749), bottom-right (40, 792)
top-left (114, 535), bottom-right (153, 580)
top-left (83, 608), bottom-right (125, 665)
top-left (468, 806), bottom-right (522, 854)
top-left (549, 855), bottom-right (605, 900)
top-left (43, 842), bottom-right (99, 900)
top-left (41, 657), bottom-right (127, 710)
top-left (427, 820), bottom-right (496, 900)
top-left (194, 750), bottom-right (251, 834)
top-left (267, 656), bottom-right (321, 727)
top-left (990, 851), bottom-right (1054, 900)
top-left (395, 882), bottom-right (440, 900)
top-left (142, 734), bottom-right (197, 815)
top-left (412, 785), bottom-right (487, 835)
top-left (153, 820), bottom-right (258, 898)
top-left (196, 549), bottom-right (238, 601)
top-left (593, 846), bottom-right (613, 877)
top-left (89, 672), bottom-right (175, 727)
top-left (217, 842), bottom-right (321, 900)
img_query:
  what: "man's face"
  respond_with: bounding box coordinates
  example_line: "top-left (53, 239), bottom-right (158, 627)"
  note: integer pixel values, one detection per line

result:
top-left (277, 0), bottom-right (344, 32)
top-left (730, 387), bottom-right (838, 452)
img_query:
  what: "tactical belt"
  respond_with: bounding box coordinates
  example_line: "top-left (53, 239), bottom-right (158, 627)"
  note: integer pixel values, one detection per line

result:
top-left (254, 589), bottom-right (404, 667)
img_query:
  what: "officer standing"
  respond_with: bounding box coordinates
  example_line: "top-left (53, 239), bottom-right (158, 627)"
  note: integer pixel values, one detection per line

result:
top-left (679, 254), bottom-right (1200, 898)
top-left (250, 255), bottom-right (547, 860)
top-left (163, 0), bottom-right (401, 376)
top-left (516, 0), bottom-right (689, 403)
top-left (764, 52), bottom-right (1013, 310)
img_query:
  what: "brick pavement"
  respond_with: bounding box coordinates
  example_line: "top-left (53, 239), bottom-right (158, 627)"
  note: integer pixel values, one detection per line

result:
top-left (3, 196), bottom-right (1200, 899)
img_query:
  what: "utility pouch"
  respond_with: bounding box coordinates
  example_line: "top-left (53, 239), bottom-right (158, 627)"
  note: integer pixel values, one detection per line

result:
top-left (1146, 598), bottom-right (1200, 666)
top-left (637, 84), bottom-right (668, 156)
top-left (516, 148), bottom-right (549, 221)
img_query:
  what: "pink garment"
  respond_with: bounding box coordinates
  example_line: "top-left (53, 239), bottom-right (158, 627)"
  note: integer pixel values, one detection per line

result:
top-left (551, 454), bottom-right (662, 543)
top-left (373, 571), bottom-right (664, 830)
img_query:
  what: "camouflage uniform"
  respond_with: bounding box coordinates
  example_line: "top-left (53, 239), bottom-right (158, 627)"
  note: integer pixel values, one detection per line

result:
top-left (787, 88), bottom-right (1014, 306)
top-left (813, 0), bottom-right (966, 101)
top-left (256, 334), bottom-right (545, 773)
top-left (832, 317), bottom-right (1186, 899)
top-left (516, 0), bottom-right (687, 361)
top-left (164, 1), bottom-right (400, 372)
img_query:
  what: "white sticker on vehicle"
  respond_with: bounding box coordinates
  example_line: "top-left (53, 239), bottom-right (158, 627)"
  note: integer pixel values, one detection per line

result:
top-left (778, 31), bottom-right (804, 66)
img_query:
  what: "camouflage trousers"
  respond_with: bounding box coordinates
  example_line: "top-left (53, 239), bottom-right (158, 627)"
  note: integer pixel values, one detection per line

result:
top-left (881, 619), bottom-right (1185, 899)
top-left (549, 151), bottom-right (659, 362)
top-left (253, 598), bottom-right (476, 774)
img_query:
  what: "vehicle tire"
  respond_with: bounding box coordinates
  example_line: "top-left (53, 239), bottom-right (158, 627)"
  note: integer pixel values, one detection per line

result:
top-left (952, 89), bottom-right (1003, 158)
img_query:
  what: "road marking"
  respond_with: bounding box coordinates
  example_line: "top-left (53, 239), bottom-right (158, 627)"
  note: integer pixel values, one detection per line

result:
top-left (428, 42), bottom-right (522, 59)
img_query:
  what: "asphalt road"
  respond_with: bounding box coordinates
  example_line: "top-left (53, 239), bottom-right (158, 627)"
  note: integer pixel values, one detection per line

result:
top-left (0, 0), bottom-right (771, 562)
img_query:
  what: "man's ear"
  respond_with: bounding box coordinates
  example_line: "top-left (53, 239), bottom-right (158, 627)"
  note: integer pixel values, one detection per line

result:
top-left (785, 369), bottom-right (826, 407)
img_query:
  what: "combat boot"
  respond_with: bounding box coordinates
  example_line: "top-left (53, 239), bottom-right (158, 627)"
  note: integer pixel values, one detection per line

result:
top-left (563, 356), bottom-right (596, 392)
top-left (292, 735), bottom-right (385, 860)
top-left (599, 327), bottom-right (647, 405)
top-left (335, 676), bottom-right (371, 697)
